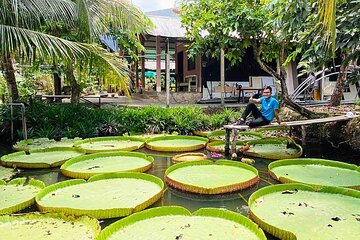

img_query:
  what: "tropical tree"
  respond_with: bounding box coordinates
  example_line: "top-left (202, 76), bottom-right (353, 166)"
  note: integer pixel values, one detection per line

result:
top-left (181, 0), bottom-right (316, 118)
top-left (0, 0), bottom-right (150, 102)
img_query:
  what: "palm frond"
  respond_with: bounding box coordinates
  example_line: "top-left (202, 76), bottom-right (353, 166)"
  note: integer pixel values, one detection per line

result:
top-left (0, 0), bottom-right (77, 29)
top-left (318, 0), bottom-right (336, 53)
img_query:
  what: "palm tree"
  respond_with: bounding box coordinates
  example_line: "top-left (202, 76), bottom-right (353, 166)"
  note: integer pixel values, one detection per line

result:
top-left (0, 0), bottom-right (149, 102)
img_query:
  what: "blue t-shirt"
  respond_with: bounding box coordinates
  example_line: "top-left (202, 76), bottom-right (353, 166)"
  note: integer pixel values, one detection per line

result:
top-left (259, 96), bottom-right (279, 121)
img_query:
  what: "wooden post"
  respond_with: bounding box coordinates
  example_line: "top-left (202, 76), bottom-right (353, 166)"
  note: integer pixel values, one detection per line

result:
top-left (165, 38), bottom-right (170, 107)
top-left (301, 125), bottom-right (307, 146)
top-left (231, 129), bottom-right (238, 155)
top-left (141, 51), bottom-right (145, 91)
top-left (225, 128), bottom-right (231, 158)
top-left (220, 49), bottom-right (225, 107)
top-left (135, 49), bottom-right (139, 92)
top-left (156, 36), bottom-right (162, 93)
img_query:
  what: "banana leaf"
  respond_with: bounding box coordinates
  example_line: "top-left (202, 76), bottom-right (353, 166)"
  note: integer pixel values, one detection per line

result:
top-left (145, 136), bottom-right (208, 152)
top-left (244, 138), bottom-right (303, 160)
top-left (0, 178), bottom-right (45, 214)
top-left (61, 151), bottom-right (154, 179)
top-left (0, 148), bottom-right (85, 169)
top-left (13, 138), bottom-right (81, 151)
top-left (269, 158), bottom-right (360, 189)
top-left (0, 212), bottom-right (100, 240)
top-left (36, 173), bottom-right (164, 219)
top-left (206, 140), bottom-right (245, 153)
top-left (165, 160), bottom-right (259, 194)
top-left (74, 136), bottom-right (145, 153)
top-left (249, 184), bottom-right (360, 240)
top-left (97, 206), bottom-right (266, 240)
top-left (172, 153), bottom-right (208, 163)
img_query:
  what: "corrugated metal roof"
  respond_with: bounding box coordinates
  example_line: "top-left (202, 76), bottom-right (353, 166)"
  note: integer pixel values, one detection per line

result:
top-left (147, 15), bottom-right (186, 38)
top-left (146, 8), bottom-right (180, 18)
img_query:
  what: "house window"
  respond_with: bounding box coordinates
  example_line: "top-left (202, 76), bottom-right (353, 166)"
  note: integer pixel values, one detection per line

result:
top-left (188, 57), bottom-right (196, 71)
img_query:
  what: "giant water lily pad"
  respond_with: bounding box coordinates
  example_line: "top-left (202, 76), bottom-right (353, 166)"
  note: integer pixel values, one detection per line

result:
top-left (74, 136), bottom-right (145, 153)
top-left (206, 140), bottom-right (245, 153)
top-left (13, 138), bottom-right (80, 151)
top-left (0, 166), bottom-right (19, 181)
top-left (172, 153), bottom-right (208, 163)
top-left (269, 158), bottom-right (360, 189)
top-left (207, 130), bottom-right (264, 141)
top-left (145, 136), bottom-right (208, 152)
top-left (36, 173), bottom-right (164, 219)
top-left (249, 184), bottom-right (360, 240)
top-left (165, 160), bottom-right (259, 194)
top-left (61, 152), bottom-right (154, 179)
top-left (0, 213), bottom-right (100, 240)
top-left (245, 138), bottom-right (303, 160)
top-left (0, 178), bottom-right (45, 214)
top-left (0, 148), bottom-right (85, 168)
top-left (97, 206), bottom-right (266, 240)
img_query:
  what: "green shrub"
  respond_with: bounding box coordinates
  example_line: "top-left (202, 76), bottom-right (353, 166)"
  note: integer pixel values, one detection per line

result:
top-left (0, 102), bottom-right (243, 142)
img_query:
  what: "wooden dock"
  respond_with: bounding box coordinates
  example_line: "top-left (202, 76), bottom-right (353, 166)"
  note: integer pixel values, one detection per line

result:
top-left (224, 115), bottom-right (359, 157)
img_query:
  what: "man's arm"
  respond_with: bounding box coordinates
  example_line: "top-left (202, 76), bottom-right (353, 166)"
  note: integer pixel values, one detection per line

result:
top-left (274, 109), bottom-right (281, 124)
top-left (249, 97), bottom-right (261, 104)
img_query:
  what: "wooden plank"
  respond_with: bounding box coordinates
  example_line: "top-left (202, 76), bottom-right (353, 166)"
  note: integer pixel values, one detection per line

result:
top-left (224, 115), bottom-right (358, 130)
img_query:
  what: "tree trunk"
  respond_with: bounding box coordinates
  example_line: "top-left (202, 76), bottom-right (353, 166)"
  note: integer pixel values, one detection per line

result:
top-left (65, 64), bottom-right (80, 104)
top-left (329, 63), bottom-right (348, 106)
top-left (253, 44), bottom-right (316, 119)
top-left (1, 54), bottom-right (19, 101)
top-left (53, 66), bottom-right (62, 103)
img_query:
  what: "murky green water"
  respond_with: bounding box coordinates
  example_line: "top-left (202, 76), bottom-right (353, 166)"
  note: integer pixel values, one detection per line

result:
top-left (1, 144), bottom-right (359, 239)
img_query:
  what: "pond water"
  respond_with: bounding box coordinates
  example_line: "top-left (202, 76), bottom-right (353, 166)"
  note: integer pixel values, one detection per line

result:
top-left (0, 143), bottom-right (359, 239)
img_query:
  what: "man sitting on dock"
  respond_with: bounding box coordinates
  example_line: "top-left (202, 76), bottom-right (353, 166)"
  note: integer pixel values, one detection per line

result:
top-left (236, 86), bottom-right (281, 127)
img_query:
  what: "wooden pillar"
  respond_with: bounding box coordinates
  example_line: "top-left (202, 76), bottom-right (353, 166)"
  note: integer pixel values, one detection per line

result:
top-left (135, 50), bottom-right (139, 92)
top-left (220, 49), bottom-right (225, 107)
top-left (231, 129), bottom-right (238, 155)
top-left (156, 36), bottom-right (162, 92)
top-left (165, 38), bottom-right (170, 107)
top-left (141, 51), bottom-right (145, 90)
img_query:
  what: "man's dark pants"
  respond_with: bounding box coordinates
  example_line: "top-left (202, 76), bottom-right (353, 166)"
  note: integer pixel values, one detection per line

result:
top-left (241, 103), bottom-right (270, 127)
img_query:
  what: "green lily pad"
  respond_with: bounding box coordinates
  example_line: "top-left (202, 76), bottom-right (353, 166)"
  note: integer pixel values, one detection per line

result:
top-left (172, 152), bottom-right (208, 163)
top-left (145, 136), bottom-right (208, 152)
top-left (245, 138), bottom-right (303, 160)
top-left (0, 148), bottom-right (85, 168)
top-left (0, 178), bottom-right (45, 214)
top-left (206, 140), bottom-right (245, 153)
top-left (97, 206), bottom-right (266, 240)
top-left (36, 173), bottom-right (164, 219)
top-left (165, 160), bottom-right (259, 194)
top-left (13, 138), bottom-right (81, 151)
top-left (0, 166), bottom-right (19, 181)
top-left (0, 213), bottom-right (100, 240)
top-left (61, 152), bottom-right (154, 179)
top-left (249, 184), bottom-right (360, 240)
top-left (269, 158), bottom-right (360, 189)
top-left (74, 137), bottom-right (145, 153)
top-left (207, 130), bottom-right (263, 141)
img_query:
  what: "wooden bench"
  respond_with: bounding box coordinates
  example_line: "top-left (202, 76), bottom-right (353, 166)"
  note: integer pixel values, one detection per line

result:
top-left (223, 115), bottom-right (359, 156)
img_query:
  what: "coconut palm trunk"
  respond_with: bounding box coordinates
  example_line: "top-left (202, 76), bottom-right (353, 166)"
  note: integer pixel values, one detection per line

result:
top-left (1, 54), bottom-right (19, 101)
top-left (65, 63), bottom-right (80, 104)
top-left (329, 62), bottom-right (348, 106)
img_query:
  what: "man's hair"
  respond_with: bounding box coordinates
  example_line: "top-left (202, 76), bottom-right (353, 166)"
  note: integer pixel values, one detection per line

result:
top-left (264, 86), bottom-right (272, 93)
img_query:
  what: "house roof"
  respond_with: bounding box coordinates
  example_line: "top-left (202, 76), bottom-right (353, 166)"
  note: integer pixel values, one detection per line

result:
top-left (147, 15), bottom-right (186, 39)
top-left (146, 8), bottom-right (180, 18)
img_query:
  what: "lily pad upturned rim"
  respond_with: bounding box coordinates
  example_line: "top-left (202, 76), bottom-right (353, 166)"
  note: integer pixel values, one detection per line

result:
top-left (171, 152), bottom-right (208, 163)
top-left (244, 138), bottom-right (303, 160)
top-left (12, 137), bottom-right (81, 151)
top-left (145, 135), bottom-right (208, 152)
top-left (60, 151), bottom-right (154, 179)
top-left (268, 158), bottom-right (360, 189)
top-left (0, 147), bottom-right (85, 169)
top-left (74, 136), bottom-right (145, 153)
top-left (97, 206), bottom-right (266, 240)
top-left (0, 178), bottom-right (45, 214)
top-left (165, 160), bottom-right (259, 194)
top-left (0, 212), bottom-right (101, 239)
top-left (207, 130), bottom-right (264, 141)
top-left (206, 140), bottom-right (245, 153)
top-left (35, 172), bottom-right (164, 219)
top-left (248, 183), bottom-right (360, 240)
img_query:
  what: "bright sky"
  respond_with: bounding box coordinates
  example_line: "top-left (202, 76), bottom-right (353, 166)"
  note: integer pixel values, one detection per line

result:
top-left (131, 0), bottom-right (176, 12)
